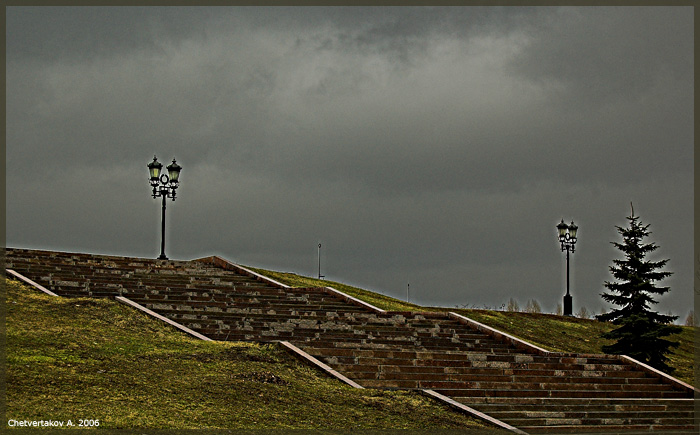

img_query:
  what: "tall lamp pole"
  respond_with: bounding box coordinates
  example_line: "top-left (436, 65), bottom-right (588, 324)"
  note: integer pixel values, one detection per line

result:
top-left (557, 219), bottom-right (578, 316)
top-left (148, 156), bottom-right (182, 260)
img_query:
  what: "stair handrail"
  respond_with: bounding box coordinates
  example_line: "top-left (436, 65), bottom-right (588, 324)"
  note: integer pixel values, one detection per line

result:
top-left (6, 269), bottom-right (60, 297)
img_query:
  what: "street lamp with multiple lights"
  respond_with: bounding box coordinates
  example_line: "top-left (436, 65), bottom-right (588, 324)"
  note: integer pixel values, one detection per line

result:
top-left (557, 219), bottom-right (578, 316)
top-left (148, 155), bottom-right (182, 260)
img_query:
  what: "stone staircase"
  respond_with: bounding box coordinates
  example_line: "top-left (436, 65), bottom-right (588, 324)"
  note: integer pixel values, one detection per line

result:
top-left (5, 248), bottom-right (697, 434)
top-left (460, 398), bottom-right (695, 434)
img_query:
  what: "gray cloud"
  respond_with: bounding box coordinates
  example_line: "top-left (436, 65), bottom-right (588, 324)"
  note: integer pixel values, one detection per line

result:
top-left (6, 6), bottom-right (694, 320)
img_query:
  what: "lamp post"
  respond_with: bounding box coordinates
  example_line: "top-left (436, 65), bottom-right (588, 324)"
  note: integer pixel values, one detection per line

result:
top-left (557, 219), bottom-right (578, 316)
top-left (148, 155), bottom-right (182, 260)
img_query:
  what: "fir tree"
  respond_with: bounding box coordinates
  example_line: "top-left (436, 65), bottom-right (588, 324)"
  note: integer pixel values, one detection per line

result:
top-left (596, 206), bottom-right (681, 373)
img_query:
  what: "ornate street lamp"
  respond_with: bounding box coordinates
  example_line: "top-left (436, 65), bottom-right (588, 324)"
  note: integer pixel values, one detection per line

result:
top-left (557, 219), bottom-right (578, 316)
top-left (148, 155), bottom-right (182, 260)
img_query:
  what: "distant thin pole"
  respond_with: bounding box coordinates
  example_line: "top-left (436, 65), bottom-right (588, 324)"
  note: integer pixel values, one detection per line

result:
top-left (318, 243), bottom-right (324, 279)
top-left (407, 282), bottom-right (410, 303)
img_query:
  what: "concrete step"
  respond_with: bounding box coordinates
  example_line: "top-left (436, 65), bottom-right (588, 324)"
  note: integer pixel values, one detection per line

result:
top-left (317, 363), bottom-right (672, 394)
top-left (124, 292), bottom-right (365, 308)
top-left (135, 299), bottom-right (362, 313)
top-left (437, 381), bottom-right (675, 392)
top-left (506, 418), bottom-right (694, 428)
top-left (519, 424), bottom-right (697, 434)
top-left (150, 308), bottom-right (375, 324)
top-left (455, 397), bottom-right (695, 407)
top-left (305, 349), bottom-right (620, 366)
top-left (341, 355), bottom-right (630, 373)
top-left (434, 388), bottom-right (689, 399)
top-left (342, 371), bottom-right (666, 387)
top-left (6, 250), bottom-right (200, 274)
top-left (331, 363), bottom-right (525, 377)
top-left (302, 342), bottom-right (513, 355)
top-left (357, 377), bottom-right (679, 394)
top-left (485, 408), bottom-right (693, 420)
top-left (302, 346), bottom-right (515, 360)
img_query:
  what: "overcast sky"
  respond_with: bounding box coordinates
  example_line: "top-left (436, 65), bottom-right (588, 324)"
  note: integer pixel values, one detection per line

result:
top-left (6, 6), bottom-right (694, 320)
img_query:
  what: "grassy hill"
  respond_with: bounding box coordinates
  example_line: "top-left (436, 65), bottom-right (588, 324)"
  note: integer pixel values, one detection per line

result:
top-left (249, 268), bottom-right (696, 387)
top-left (6, 261), bottom-right (695, 430)
top-left (4, 277), bottom-right (498, 431)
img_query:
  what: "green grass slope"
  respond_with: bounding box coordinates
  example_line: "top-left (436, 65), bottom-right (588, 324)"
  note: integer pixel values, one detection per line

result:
top-left (250, 268), bottom-right (695, 387)
top-left (4, 278), bottom-right (497, 431)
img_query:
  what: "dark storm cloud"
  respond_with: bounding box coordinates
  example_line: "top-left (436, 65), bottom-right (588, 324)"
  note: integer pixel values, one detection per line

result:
top-left (6, 7), bottom-right (528, 62)
top-left (6, 7), bottom-right (211, 62)
top-left (509, 7), bottom-right (693, 104)
top-left (5, 6), bottom-right (694, 320)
